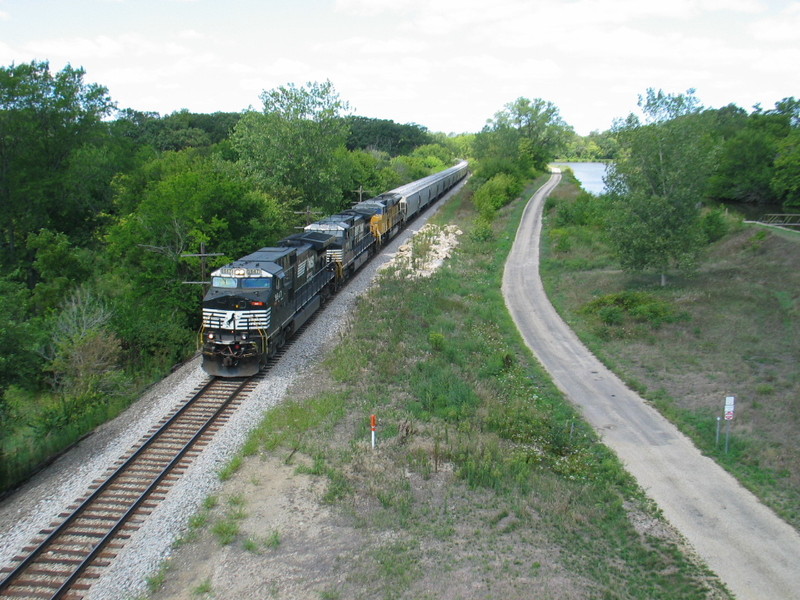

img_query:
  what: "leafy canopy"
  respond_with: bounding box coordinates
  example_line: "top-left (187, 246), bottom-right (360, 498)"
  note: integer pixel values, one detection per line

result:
top-left (473, 96), bottom-right (572, 179)
top-left (0, 60), bottom-right (114, 266)
top-left (604, 89), bottom-right (714, 284)
top-left (233, 80), bottom-right (351, 213)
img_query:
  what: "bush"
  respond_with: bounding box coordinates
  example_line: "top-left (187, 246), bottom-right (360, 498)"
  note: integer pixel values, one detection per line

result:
top-left (700, 206), bottom-right (730, 243)
top-left (470, 216), bottom-right (494, 242)
top-left (549, 228), bottom-right (572, 253)
top-left (554, 191), bottom-right (601, 227)
top-left (598, 305), bottom-right (625, 326)
top-left (428, 331), bottom-right (445, 351)
top-left (582, 291), bottom-right (687, 330)
top-left (472, 173), bottom-right (521, 220)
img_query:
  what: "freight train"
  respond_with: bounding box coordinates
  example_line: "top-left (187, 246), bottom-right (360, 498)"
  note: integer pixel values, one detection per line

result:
top-left (200, 160), bottom-right (468, 377)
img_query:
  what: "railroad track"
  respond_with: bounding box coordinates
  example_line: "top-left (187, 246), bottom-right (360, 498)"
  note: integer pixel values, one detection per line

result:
top-left (0, 375), bottom-right (261, 600)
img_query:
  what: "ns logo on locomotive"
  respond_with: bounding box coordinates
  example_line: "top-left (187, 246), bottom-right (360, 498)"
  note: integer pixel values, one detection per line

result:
top-left (201, 160), bottom-right (468, 377)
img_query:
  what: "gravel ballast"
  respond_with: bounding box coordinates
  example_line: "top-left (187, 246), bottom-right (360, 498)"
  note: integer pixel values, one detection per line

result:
top-left (0, 185), bottom-right (465, 600)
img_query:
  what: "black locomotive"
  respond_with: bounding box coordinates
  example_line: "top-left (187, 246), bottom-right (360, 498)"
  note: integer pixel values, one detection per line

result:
top-left (201, 160), bottom-right (468, 377)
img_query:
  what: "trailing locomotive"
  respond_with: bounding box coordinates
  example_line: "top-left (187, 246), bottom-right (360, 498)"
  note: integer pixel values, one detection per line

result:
top-left (201, 160), bottom-right (468, 377)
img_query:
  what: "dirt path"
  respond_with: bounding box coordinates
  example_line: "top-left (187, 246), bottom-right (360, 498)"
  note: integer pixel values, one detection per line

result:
top-left (501, 171), bottom-right (800, 600)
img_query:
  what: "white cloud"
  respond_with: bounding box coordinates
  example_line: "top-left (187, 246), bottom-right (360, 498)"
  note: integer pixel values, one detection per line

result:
top-left (177, 29), bottom-right (205, 41)
top-left (23, 33), bottom-right (194, 64)
top-left (0, 0), bottom-right (795, 133)
top-left (319, 35), bottom-right (429, 57)
top-left (698, 0), bottom-right (764, 11)
top-left (750, 2), bottom-right (800, 42)
top-left (335, 0), bottom-right (422, 16)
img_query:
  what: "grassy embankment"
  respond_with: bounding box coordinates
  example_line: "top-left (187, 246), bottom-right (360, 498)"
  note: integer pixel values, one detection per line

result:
top-left (540, 170), bottom-right (800, 531)
top-left (181, 176), bottom-right (730, 599)
top-left (1, 375), bottom-right (162, 496)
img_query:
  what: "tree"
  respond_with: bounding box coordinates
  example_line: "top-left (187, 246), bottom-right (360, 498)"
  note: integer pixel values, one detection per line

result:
top-left (0, 61), bottom-right (114, 267)
top-left (708, 125), bottom-right (779, 204)
top-left (43, 287), bottom-right (124, 403)
top-left (105, 148), bottom-right (289, 361)
top-left (26, 229), bottom-right (93, 312)
top-left (604, 89), bottom-right (716, 285)
top-left (706, 101), bottom-right (794, 205)
top-left (113, 109), bottom-right (242, 151)
top-left (604, 193), bottom-right (704, 285)
top-left (473, 96), bottom-right (572, 179)
top-left (0, 278), bottom-right (44, 396)
top-left (232, 80), bottom-right (351, 214)
top-left (772, 129), bottom-right (800, 208)
top-left (345, 116), bottom-right (432, 156)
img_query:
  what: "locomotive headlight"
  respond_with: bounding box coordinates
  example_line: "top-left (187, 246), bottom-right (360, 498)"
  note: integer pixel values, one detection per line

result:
top-left (207, 333), bottom-right (215, 340)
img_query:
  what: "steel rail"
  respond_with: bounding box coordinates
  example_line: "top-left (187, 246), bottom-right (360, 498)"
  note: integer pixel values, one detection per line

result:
top-left (0, 376), bottom-right (250, 599)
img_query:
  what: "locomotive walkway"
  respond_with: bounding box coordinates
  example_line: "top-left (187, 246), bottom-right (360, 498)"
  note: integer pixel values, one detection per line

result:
top-left (502, 170), bottom-right (800, 600)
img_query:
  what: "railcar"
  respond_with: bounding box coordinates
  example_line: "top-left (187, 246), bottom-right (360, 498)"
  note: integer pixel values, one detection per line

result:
top-left (201, 233), bottom-right (334, 376)
top-left (304, 210), bottom-right (373, 279)
top-left (201, 160), bottom-right (468, 377)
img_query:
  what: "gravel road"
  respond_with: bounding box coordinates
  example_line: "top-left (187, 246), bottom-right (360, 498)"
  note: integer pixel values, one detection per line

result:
top-left (502, 170), bottom-right (800, 600)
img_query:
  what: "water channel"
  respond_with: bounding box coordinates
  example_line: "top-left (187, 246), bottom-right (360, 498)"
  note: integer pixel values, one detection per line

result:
top-left (551, 162), bottom-right (608, 195)
top-left (549, 162), bottom-right (789, 221)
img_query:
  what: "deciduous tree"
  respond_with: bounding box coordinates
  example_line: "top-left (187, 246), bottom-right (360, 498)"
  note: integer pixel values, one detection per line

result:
top-left (105, 149), bottom-right (289, 361)
top-left (604, 89), bottom-right (715, 285)
top-left (772, 129), bottom-right (800, 208)
top-left (233, 80), bottom-right (351, 214)
top-left (0, 61), bottom-right (114, 266)
top-left (473, 97), bottom-right (571, 180)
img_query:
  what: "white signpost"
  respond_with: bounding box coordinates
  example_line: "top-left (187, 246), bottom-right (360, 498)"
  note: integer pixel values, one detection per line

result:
top-left (724, 395), bottom-right (735, 420)
top-left (723, 396), bottom-right (735, 453)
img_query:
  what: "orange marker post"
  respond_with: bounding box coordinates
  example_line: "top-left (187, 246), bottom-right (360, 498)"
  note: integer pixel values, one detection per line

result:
top-left (371, 414), bottom-right (377, 449)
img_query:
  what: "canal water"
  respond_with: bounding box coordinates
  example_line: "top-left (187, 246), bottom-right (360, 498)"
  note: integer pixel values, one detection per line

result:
top-left (552, 162), bottom-right (608, 195)
top-left (551, 163), bottom-right (789, 220)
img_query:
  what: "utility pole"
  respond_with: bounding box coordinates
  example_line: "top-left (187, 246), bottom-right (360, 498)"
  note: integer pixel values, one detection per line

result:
top-left (181, 242), bottom-right (224, 286)
top-left (294, 205), bottom-right (323, 227)
top-left (352, 185), bottom-right (373, 203)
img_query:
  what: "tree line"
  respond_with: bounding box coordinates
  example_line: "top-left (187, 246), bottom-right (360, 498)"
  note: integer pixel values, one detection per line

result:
top-left (0, 61), bottom-right (476, 489)
top-left (0, 59), bottom-right (796, 490)
top-left (604, 89), bottom-right (799, 285)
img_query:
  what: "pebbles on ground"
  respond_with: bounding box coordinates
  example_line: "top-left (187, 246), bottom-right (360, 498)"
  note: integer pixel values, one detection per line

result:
top-left (0, 182), bottom-right (466, 600)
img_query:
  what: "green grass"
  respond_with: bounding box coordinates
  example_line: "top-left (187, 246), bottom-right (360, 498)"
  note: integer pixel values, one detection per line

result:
top-left (145, 561), bottom-right (170, 593)
top-left (211, 518), bottom-right (240, 545)
top-left (540, 170), bottom-right (800, 530)
top-left (232, 173), bottom-right (730, 599)
top-left (0, 370), bottom-right (169, 494)
top-left (264, 529), bottom-right (281, 549)
top-left (191, 578), bottom-right (213, 596)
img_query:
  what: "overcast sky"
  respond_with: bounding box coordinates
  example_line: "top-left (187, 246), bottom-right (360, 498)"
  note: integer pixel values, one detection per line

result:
top-left (1, 0), bottom-right (797, 135)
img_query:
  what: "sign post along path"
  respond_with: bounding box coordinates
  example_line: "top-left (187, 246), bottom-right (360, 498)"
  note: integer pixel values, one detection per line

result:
top-left (724, 395), bottom-right (735, 453)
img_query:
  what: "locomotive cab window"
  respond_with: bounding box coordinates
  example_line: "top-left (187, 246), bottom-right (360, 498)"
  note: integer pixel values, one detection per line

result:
top-left (212, 276), bottom-right (238, 288)
top-left (211, 276), bottom-right (272, 289)
top-left (242, 278), bottom-right (272, 289)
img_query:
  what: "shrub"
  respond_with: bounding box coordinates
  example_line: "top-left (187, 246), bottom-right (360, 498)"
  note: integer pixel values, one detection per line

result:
top-left (549, 228), bottom-right (572, 253)
top-left (700, 206), bottom-right (730, 242)
top-left (428, 331), bottom-right (445, 351)
top-left (582, 291), bottom-right (687, 330)
top-left (554, 191), bottom-right (601, 227)
top-left (472, 172), bottom-right (521, 219)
